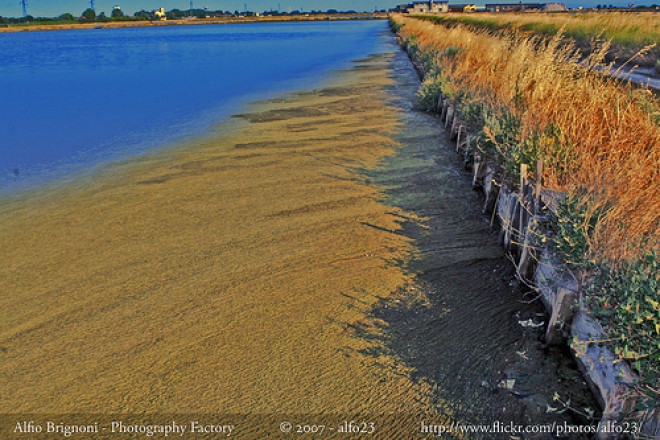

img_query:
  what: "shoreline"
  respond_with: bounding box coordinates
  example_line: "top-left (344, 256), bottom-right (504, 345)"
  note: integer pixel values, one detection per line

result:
top-left (0, 49), bottom-right (428, 423)
top-left (0, 14), bottom-right (387, 33)
top-left (0, 20), bottom-right (390, 199)
top-left (0, 35), bottom-right (596, 436)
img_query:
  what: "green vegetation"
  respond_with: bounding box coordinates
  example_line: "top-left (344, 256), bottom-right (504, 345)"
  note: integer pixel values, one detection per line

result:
top-left (587, 251), bottom-right (660, 386)
top-left (81, 8), bottom-right (96, 21)
top-left (555, 195), bottom-right (660, 392)
top-left (0, 8), bottom-right (386, 28)
top-left (553, 195), bottom-right (604, 269)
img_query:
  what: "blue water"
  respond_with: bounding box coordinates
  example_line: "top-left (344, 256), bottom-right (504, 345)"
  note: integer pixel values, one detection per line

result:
top-left (0, 20), bottom-right (388, 193)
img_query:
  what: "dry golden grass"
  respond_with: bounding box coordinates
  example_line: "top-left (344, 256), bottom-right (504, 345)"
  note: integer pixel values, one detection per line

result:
top-left (0, 55), bottom-right (452, 434)
top-left (393, 14), bottom-right (660, 264)
top-left (424, 12), bottom-right (660, 47)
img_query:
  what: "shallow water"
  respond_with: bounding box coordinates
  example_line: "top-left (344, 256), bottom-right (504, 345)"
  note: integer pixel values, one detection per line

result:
top-left (0, 20), bottom-right (388, 192)
top-left (0, 28), bottom-right (598, 439)
top-left (358, 49), bottom-right (600, 437)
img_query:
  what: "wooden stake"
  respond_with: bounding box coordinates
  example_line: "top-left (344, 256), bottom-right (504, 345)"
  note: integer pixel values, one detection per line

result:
top-left (440, 101), bottom-right (448, 121)
top-left (534, 159), bottom-right (543, 216)
top-left (445, 106), bottom-right (454, 129)
top-left (463, 135), bottom-right (471, 169)
top-left (456, 125), bottom-right (463, 152)
top-left (520, 163), bottom-right (528, 190)
top-left (472, 153), bottom-right (481, 189)
top-left (450, 113), bottom-right (458, 140)
top-left (518, 164), bottom-right (528, 249)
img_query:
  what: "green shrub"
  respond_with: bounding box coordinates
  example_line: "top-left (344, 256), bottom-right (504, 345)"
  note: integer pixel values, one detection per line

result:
top-left (586, 250), bottom-right (660, 390)
top-left (417, 74), bottom-right (444, 111)
top-left (460, 100), bottom-right (484, 126)
top-left (440, 46), bottom-right (461, 58)
top-left (552, 196), bottom-right (660, 390)
top-left (552, 194), bottom-right (603, 268)
top-left (388, 17), bottom-right (402, 33)
top-left (478, 106), bottom-right (523, 179)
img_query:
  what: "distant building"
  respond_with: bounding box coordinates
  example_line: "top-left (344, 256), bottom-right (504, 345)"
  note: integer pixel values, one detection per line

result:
top-left (154, 7), bottom-right (167, 19)
top-left (113, 5), bottom-right (121, 10)
top-left (400, 0), bottom-right (449, 13)
top-left (542, 2), bottom-right (567, 10)
top-left (485, 3), bottom-right (542, 11)
top-left (448, 3), bottom-right (477, 11)
top-left (484, 2), bottom-right (566, 11)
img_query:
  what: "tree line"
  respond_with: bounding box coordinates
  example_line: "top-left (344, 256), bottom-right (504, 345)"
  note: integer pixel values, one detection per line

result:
top-left (0, 7), bottom-right (384, 25)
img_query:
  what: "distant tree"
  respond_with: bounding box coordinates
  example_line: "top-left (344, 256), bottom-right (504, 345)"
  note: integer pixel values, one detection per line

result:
top-left (111, 8), bottom-right (125, 18)
top-left (24, 14), bottom-right (34, 21)
top-left (97, 11), bottom-right (108, 20)
top-left (134, 10), bottom-right (154, 20)
top-left (326, 8), bottom-right (338, 13)
top-left (58, 12), bottom-right (75, 20)
top-left (167, 8), bottom-right (185, 19)
top-left (82, 8), bottom-right (96, 20)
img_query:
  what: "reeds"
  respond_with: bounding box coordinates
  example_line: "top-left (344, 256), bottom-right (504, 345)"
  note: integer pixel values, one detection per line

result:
top-left (392, 14), bottom-right (660, 265)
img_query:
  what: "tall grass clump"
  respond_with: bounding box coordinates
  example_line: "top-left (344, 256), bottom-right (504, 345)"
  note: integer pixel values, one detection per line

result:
top-left (418, 12), bottom-right (660, 46)
top-left (391, 14), bottom-right (660, 383)
top-left (416, 12), bottom-right (660, 66)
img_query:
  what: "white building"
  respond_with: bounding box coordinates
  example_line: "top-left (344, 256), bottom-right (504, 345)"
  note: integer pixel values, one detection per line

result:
top-left (402, 0), bottom-right (449, 13)
top-left (154, 7), bottom-right (167, 19)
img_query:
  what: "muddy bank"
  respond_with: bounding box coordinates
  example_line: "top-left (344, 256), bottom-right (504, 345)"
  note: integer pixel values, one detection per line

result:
top-left (0, 35), bottom-right (595, 438)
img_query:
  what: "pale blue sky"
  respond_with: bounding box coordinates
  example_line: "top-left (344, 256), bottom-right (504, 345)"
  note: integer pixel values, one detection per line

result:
top-left (0, 0), bottom-right (637, 17)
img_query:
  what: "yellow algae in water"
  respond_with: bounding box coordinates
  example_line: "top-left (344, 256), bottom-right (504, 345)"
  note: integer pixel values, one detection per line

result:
top-left (0, 54), bottom-right (453, 435)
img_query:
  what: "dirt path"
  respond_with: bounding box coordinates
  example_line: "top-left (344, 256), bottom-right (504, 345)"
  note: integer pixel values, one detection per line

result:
top-left (0, 36), bottom-right (596, 438)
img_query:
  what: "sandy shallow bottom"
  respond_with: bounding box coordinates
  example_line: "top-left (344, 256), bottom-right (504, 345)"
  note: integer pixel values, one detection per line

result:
top-left (0, 52), bottom-right (449, 433)
top-left (0, 46), bottom-right (598, 438)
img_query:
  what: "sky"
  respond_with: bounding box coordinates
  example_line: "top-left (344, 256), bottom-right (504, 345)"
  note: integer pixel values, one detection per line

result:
top-left (0, 0), bottom-right (638, 17)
